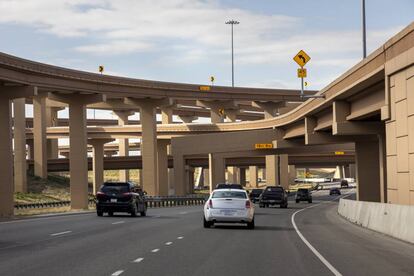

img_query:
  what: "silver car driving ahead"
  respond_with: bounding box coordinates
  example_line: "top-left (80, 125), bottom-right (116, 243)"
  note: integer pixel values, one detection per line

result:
top-left (203, 189), bottom-right (255, 229)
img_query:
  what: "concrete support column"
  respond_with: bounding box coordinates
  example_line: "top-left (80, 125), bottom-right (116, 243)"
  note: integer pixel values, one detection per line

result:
top-left (0, 97), bottom-right (14, 217)
top-left (226, 109), bottom-right (237, 122)
top-left (227, 166), bottom-right (239, 183)
top-left (89, 139), bottom-right (114, 194)
top-left (266, 154), bottom-right (288, 188)
top-left (46, 107), bottom-right (60, 159)
top-left (210, 109), bottom-right (224, 123)
top-left (186, 166), bottom-right (195, 194)
top-left (33, 94), bottom-right (47, 178)
top-left (288, 165), bottom-right (296, 186)
top-left (197, 100), bottom-right (237, 124)
top-left (208, 153), bottom-right (225, 192)
top-left (114, 110), bottom-right (134, 182)
top-left (349, 164), bottom-right (356, 179)
top-left (203, 168), bottom-right (210, 187)
top-left (249, 166), bottom-right (258, 188)
top-left (161, 107), bottom-right (173, 124)
top-left (69, 102), bottom-right (89, 209)
top-left (239, 167), bottom-right (246, 187)
top-left (13, 98), bottom-right (27, 193)
top-left (125, 98), bottom-right (172, 196)
top-left (355, 140), bottom-right (381, 202)
top-left (161, 106), bottom-right (175, 194)
top-left (157, 139), bottom-right (169, 196)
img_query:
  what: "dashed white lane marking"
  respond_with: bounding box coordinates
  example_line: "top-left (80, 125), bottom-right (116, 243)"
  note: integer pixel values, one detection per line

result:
top-left (291, 191), bottom-right (354, 276)
top-left (111, 270), bottom-right (124, 276)
top-left (132, 258), bottom-right (144, 263)
top-left (177, 236), bottom-right (184, 240)
top-left (165, 242), bottom-right (173, 245)
top-left (151, 248), bottom-right (160, 253)
top-left (111, 221), bottom-right (125, 225)
top-left (50, 231), bottom-right (72, 236)
top-left (179, 211), bottom-right (188, 215)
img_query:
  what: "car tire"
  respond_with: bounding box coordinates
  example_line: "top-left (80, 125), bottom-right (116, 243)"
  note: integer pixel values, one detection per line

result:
top-left (108, 211), bottom-right (114, 216)
top-left (203, 217), bottom-right (211, 228)
top-left (97, 210), bottom-right (103, 217)
top-left (259, 203), bottom-right (264, 208)
top-left (140, 210), bottom-right (146, 216)
top-left (308, 199), bottom-right (312, 203)
top-left (247, 219), bottom-right (255, 229)
top-left (296, 199), bottom-right (299, 203)
top-left (281, 203), bottom-right (288, 208)
top-left (130, 204), bottom-right (138, 217)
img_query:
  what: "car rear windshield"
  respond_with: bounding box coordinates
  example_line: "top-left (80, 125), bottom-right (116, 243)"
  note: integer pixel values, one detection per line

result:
top-left (212, 191), bottom-right (247, 199)
top-left (101, 185), bottom-right (130, 194)
top-left (251, 189), bottom-right (263, 195)
top-left (264, 187), bottom-right (283, 193)
top-left (297, 189), bottom-right (309, 194)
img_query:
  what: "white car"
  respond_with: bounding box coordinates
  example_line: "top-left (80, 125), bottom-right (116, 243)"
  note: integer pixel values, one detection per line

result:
top-left (203, 189), bottom-right (255, 229)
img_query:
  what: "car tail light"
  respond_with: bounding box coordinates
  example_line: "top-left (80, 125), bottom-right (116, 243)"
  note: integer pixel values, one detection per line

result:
top-left (96, 191), bottom-right (105, 197)
top-left (246, 200), bottom-right (251, 209)
top-left (122, 192), bottom-right (132, 196)
top-left (208, 199), bottom-right (213, 209)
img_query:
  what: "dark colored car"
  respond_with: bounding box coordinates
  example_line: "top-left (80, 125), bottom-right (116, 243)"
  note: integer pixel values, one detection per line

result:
top-left (249, 189), bottom-right (263, 203)
top-left (329, 188), bottom-right (341, 195)
top-left (259, 186), bottom-right (288, 208)
top-left (340, 179), bottom-right (349, 188)
top-left (96, 182), bottom-right (147, 217)
top-left (215, 183), bottom-right (244, 190)
top-left (295, 188), bottom-right (312, 203)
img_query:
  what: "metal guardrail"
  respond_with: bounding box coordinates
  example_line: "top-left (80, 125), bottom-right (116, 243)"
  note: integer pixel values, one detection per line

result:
top-left (14, 195), bottom-right (207, 210)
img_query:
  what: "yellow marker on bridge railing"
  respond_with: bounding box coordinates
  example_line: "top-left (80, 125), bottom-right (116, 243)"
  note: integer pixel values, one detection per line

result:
top-left (199, 85), bottom-right (211, 91)
top-left (335, 151), bottom-right (345, 155)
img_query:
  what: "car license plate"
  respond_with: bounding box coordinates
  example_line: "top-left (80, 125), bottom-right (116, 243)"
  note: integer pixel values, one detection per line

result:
top-left (110, 198), bottom-right (117, 203)
top-left (221, 210), bottom-right (235, 216)
top-left (269, 200), bottom-right (276, 203)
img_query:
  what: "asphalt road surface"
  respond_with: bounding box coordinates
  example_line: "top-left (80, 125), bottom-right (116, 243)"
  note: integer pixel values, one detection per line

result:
top-left (0, 190), bottom-right (413, 276)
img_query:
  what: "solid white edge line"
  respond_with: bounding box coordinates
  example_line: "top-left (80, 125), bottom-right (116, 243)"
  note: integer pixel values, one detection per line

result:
top-left (291, 190), bottom-right (354, 276)
top-left (111, 221), bottom-right (125, 225)
top-left (132, 258), bottom-right (144, 263)
top-left (50, 231), bottom-right (72, 236)
top-left (151, 248), bottom-right (160, 253)
top-left (111, 270), bottom-right (124, 276)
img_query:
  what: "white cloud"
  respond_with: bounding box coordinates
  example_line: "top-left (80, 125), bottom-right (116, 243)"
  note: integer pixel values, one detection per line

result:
top-left (75, 40), bottom-right (152, 55)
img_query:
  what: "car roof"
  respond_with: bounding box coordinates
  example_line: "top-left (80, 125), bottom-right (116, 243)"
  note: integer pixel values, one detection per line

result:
top-left (212, 188), bottom-right (246, 192)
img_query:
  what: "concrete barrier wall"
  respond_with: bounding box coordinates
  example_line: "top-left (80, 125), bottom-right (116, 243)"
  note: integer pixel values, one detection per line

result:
top-left (338, 199), bottom-right (414, 244)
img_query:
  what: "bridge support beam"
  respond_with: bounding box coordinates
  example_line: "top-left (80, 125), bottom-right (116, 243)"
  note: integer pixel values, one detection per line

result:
top-left (33, 93), bottom-right (48, 178)
top-left (355, 139), bottom-right (382, 202)
top-left (249, 166), bottom-right (258, 188)
top-left (157, 139), bottom-right (169, 196)
top-left (13, 98), bottom-right (27, 193)
top-left (161, 106), bottom-right (175, 195)
top-left (46, 107), bottom-right (61, 159)
top-left (265, 154), bottom-right (289, 188)
top-left (0, 86), bottom-right (36, 217)
top-left (288, 165), bottom-right (296, 186)
top-left (114, 110), bottom-right (134, 182)
top-left (89, 139), bottom-right (114, 194)
top-left (125, 98), bottom-right (172, 196)
top-left (239, 167), bottom-right (246, 186)
top-left (208, 153), bottom-right (225, 192)
top-left (179, 116), bottom-right (198, 123)
top-left (49, 93), bottom-right (106, 209)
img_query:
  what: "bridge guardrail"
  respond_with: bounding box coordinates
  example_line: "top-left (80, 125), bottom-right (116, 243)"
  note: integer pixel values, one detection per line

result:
top-left (14, 195), bottom-right (207, 210)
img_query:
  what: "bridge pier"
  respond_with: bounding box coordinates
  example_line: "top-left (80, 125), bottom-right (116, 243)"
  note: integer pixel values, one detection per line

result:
top-left (157, 139), bottom-right (169, 196)
top-left (161, 106), bottom-right (175, 195)
top-left (208, 153), bottom-right (225, 192)
top-left (239, 167), bottom-right (246, 186)
top-left (89, 139), bottom-right (114, 194)
top-left (265, 154), bottom-right (289, 188)
top-left (49, 93), bottom-right (105, 210)
top-left (125, 98), bottom-right (172, 196)
top-left (114, 110), bottom-right (134, 182)
top-left (46, 107), bottom-right (61, 159)
top-left (249, 166), bottom-right (258, 188)
top-left (13, 98), bottom-right (27, 193)
top-left (0, 86), bottom-right (36, 217)
top-left (33, 93), bottom-right (48, 178)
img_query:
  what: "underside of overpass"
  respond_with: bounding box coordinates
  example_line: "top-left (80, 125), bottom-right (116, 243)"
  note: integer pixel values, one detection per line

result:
top-left (0, 22), bottom-right (413, 217)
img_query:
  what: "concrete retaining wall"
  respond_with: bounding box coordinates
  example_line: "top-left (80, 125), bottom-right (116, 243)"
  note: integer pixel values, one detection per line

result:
top-left (338, 199), bottom-right (414, 244)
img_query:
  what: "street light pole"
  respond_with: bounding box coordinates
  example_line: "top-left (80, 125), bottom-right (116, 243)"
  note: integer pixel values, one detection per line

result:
top-left (225, 20), bottom-right (239, 87)
top-left (362, 0), bottom-right (367, 58)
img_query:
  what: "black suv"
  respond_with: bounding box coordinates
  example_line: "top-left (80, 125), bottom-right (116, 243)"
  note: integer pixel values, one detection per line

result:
top-left (259, 186), bottom-right (288, 208)
top-left (96, 182), bottom-right (147, 217)
top-left (249, 189), bottom-right (263, 203)
top-left (340, 179), bottom-right (349, 188)
top-left (215, 183), bottom-right (244, 190)
top-left (295, 188), bottom-right (312, 203)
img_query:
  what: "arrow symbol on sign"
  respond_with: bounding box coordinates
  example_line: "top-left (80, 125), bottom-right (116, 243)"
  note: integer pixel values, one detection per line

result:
top-left (298, 55), bottom-right (306, 63)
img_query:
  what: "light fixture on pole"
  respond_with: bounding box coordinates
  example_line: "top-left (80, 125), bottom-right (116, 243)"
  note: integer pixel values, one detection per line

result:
top-left (362, 0), bottom-right (367, 58)
top-left (225, 19), bottom-right (239, 87)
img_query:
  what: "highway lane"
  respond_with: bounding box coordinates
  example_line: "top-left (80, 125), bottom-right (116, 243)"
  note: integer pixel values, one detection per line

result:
top-left (0, 191), bottom-right (413, 276)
